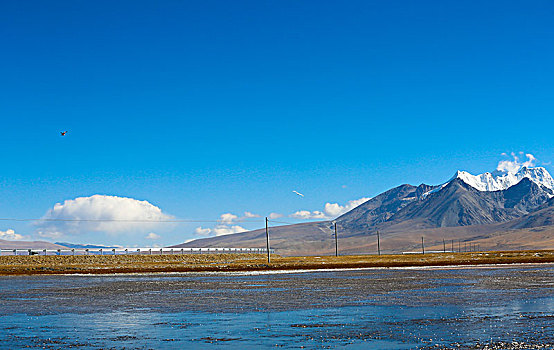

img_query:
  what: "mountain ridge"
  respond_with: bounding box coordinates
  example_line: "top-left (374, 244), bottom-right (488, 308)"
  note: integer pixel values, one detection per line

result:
top-left (173, 167), bottom-right (554, 255)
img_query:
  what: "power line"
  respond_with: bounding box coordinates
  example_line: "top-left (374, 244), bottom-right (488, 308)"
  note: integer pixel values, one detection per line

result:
top-left (0, 217), bottom-right (329, 225)
top-left (268, 219), bottom-right (329, 225)
top-left (0, 218), bottom-right (265, 223)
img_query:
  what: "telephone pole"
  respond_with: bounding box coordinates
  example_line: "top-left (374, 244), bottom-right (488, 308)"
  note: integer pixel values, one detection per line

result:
top-left (377, 230), bottom-right (381, 256)
top-left (421, 236), bottom-right (425, 254)
top-left (334, 221), bottom-right (338, 257)
top-left (265, 217), bottom-right (270, 264)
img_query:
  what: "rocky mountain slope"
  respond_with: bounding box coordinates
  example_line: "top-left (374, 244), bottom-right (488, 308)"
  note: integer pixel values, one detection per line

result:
top-left (173, 167), bottom-right (554, 255)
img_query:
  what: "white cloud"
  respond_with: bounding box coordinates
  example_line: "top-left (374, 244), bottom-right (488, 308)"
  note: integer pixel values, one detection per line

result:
top-left (192, 211), bottom-right (259, 238)
top-left (219, 213), bottom-right (238, 224)
top-left (497, 152), bottom-right (537, 173)
top-left (36, 195), bottom-right (173, 238)
top-left (286, 196), bottom-right (371, 221)
top-left (290, 210), bottom-right (328, 220)
top-left (324, 197), bottom-right (371, 217)
top-left (212, 225), bottom-right (246, 236)
top-left (269, 212), bottom-right (283, 219)
top-left (193, 223), bottom-right (246, 237)
top-left (145, 232), bottom-right (160, 240)
top-left (0, 229), bottom-right (24, 241)
top-left (194, 227), bottom-right (212, 236)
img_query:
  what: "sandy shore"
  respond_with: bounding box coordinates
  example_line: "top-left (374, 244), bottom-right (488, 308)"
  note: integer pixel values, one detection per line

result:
top-left (0, 250), bottom-right (553, 275)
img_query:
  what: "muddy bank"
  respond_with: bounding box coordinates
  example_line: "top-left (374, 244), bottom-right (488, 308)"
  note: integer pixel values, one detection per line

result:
top-left (0, 250), bottom-right (553, 275)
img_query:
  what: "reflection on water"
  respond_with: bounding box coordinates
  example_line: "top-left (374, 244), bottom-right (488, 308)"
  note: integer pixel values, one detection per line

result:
top-left (0, 265), bottom-right (553, 349)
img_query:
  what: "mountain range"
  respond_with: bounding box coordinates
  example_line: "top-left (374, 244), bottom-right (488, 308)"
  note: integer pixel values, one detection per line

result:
top-left (173, 166), bottom-right (554, 255)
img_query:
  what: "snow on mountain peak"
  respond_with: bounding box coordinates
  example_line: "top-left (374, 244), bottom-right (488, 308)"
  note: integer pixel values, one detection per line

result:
top-left (454, 166), bottom-right (554, 192)
top-left (422, 166), bottom-right (554, 199)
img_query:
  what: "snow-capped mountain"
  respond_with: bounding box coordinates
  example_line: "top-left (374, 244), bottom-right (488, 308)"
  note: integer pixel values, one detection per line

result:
top-left (454, 166), bottom-right (554, 192)
top-left (176, 166), bottom-right (554, 255)
top-left (424, 166), bottom-right (554, 198)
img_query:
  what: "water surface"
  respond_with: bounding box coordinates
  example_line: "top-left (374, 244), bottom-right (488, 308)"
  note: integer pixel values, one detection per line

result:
top-left (0, 265), bottom-right (553, 349)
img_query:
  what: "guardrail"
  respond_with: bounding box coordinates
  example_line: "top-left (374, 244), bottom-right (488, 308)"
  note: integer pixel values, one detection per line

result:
top-left (402, 250), bottom-right (454, 254)
top-left (0, 247), bottom-right (274, 256)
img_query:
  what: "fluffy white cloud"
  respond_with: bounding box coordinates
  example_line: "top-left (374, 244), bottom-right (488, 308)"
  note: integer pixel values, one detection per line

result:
top-left (290, 210), bottom-right (328, 219)
top-left (287, 196), bottom-right (371, 221)
top-left (324, 197), bottom-right (371, 217)
top-left (193, 223), bottom-right (247, 237)
top-left (36, 195), bottom-right (173, 238)
top-left (219, 213), bottom-right (239, 224)
top-left (212, 225), bottom-right (246, 236)
top-left (497, 152), bottom-right (537, 173)
top-left (145, 232), bottom-right (160, 240)
top-left (269, 212), bottom-right (283, 219)
top-left (0, 229), bottom-right (24, 241)
top-left (194, 227), bottom-right (212, 236)
top-left (192, 211), bottom-right (258, 237)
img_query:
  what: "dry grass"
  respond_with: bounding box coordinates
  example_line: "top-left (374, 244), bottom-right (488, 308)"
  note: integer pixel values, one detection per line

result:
top-left (0, 250), bottom-right (553, 275)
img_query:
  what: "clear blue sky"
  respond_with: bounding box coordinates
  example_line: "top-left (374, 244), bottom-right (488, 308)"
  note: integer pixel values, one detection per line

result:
top-left (1, 1), bottom-right (553, 246)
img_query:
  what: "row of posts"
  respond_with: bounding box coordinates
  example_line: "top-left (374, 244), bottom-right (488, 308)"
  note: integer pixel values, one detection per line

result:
top-left (384, 233), bottom-right (480, 255)
top-left (329, 224), bottom-right (481, 256)
top-left (1, 247), bottom-right (269, 256)
top-left (263, 220), bottom-right (482, 263)
top-left (3, 220), bottom-right (481, 260)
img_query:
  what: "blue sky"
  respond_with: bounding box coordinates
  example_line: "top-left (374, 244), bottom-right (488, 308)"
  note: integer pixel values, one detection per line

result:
top-left (1, 1), bottom-right (553, 246)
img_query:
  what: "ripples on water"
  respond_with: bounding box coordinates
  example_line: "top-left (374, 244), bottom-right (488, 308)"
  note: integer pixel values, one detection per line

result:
top-left (0, 265), bottom-right (553, 349)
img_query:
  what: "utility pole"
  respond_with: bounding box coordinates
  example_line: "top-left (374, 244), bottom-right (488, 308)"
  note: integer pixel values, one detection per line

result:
top-left (265, 217), bottom-right (270, 264)
top-left (334, 221), bottom-right (338, 257)
top-left (421, 237), bottom-right (425, 255)
top-left (451, 240), bottom-right (454, 253)
top-left (377, 230), bottom-right (381, 256)
top-left (458, 240), bottom-right (461, 253)
top-left (443, 239), bottom-right (446, 253)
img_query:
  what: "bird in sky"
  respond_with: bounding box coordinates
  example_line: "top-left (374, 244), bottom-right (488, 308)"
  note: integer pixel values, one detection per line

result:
top-left (292, 190), bottom-right (304, 197)
top-left (60, 131), bottom-right (68, 136)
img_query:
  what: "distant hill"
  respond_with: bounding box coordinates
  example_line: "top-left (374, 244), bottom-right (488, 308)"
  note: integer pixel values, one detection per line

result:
top-left (55, 242), bottom-right (119, 249)
top-left (172, 167), bottom-right (554, 256)
top-left (0, 240), bottom-right (68, 250)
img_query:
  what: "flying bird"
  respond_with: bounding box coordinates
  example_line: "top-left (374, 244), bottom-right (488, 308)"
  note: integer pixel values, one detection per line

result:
top-left (292, 190), bottom-right (304, 197)
top-left (60, 131), bottom-right (68, 136)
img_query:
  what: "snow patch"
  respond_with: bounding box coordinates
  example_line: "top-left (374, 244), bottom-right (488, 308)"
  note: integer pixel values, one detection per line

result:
top-left (424, 167), bottom-right (554, 198)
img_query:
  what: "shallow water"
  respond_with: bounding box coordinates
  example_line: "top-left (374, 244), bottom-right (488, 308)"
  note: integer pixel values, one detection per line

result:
top-left (0, 265), bottom-right (553, 349)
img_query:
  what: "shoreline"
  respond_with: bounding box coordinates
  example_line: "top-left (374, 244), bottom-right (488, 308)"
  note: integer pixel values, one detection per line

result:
top-left (52, 262), bottom-right (554, 277)
top-left (0, 250), bottom-right (553, 276)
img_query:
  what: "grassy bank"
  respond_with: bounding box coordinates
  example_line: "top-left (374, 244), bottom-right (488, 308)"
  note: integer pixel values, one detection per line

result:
top-left (0, 250), bottom-right (553, 275)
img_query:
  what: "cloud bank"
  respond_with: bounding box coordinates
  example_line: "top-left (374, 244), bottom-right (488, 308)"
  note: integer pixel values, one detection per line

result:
top-left (0, 229), bottom-right (24, 241)
top-left (288, 197), bottom-right (371, 220)
top-left (36, 195), bottom-right (173, 238)
top-left (191, 197), bottom-right (371, 239)
top-left (193, 212), bottom-right (251, 237)
top-left (497, 152), bottom-right (537, 173)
